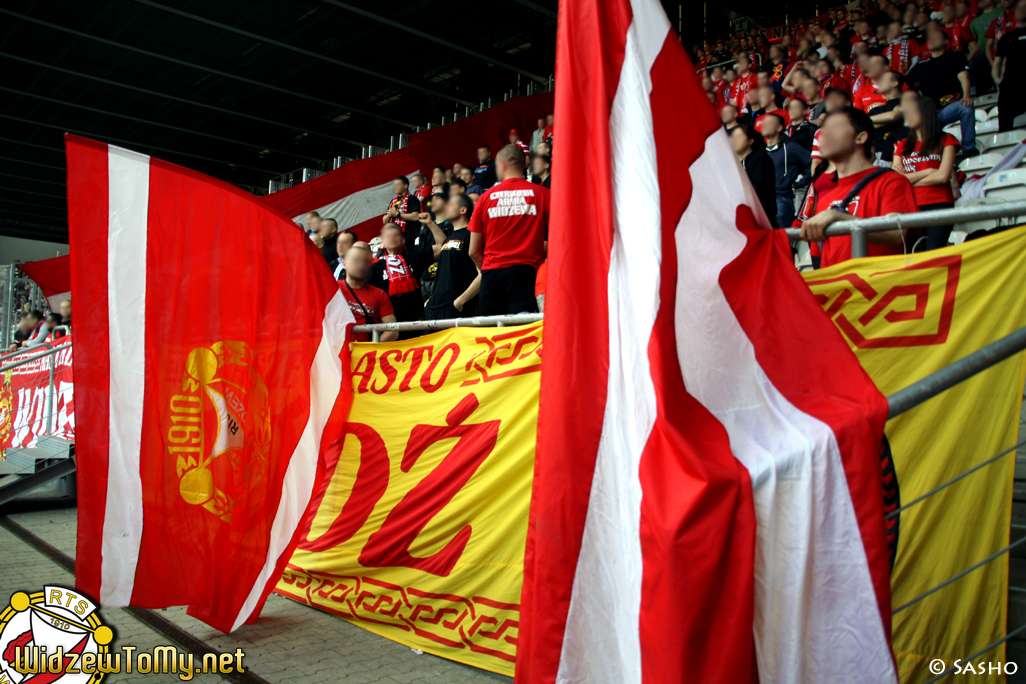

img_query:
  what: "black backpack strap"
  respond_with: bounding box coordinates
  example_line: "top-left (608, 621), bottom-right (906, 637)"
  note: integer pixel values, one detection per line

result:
top-left (344, 281), bottom-right (373, 324)
top-left (837, 167), bottom-right (892, 214)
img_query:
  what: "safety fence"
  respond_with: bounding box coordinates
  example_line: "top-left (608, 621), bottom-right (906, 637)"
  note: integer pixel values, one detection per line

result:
top-left (0, 339), bottom-right (74, 454)
top-left (0, 264), bottom-right (48, 352)
top-left (354, 294), bottom-right (1026, 680)
top-left (783, 199), bottom-right (1026, 259)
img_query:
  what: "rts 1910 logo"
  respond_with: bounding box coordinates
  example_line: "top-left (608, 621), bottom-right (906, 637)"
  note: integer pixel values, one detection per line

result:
top-left (0, 586), bottom-right (113, 684)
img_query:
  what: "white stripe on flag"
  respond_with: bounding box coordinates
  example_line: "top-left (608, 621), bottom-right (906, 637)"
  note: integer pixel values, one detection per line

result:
top-left (556, 2), bottom-right (669, 681)
top-left (673, 131), bottom-right (897, 683)
top-left (289, 171), bottom-right (420, 230)
top-left (101, 144), bottom-right (150, 606)
top-left (230, 290), bottom-right (354, 630)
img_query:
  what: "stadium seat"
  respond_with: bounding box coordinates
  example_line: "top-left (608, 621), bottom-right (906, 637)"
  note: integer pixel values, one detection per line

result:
top-left (944, 123), bottom-right (962, 141)
top-left (976, 92), bottom-right (1000, 107)
top-left (952, 197), bottom-right (1022, 241)
top-left (978, 131), bottom-right (1026, 161)
top-left (983, 169), bottom-right (1026, 202)
top-left (976, 120), bottom-right (1000, 136)
top-left (959, 153), bottom-right (1005, 178)
top-left (989, 106), bottom-right (999, 120)
top-left (975, 108), bottom-right (989, 123)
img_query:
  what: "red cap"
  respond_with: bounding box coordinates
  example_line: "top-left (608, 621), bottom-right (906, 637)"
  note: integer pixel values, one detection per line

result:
top-left (509, 128), bottom-right (518, 136)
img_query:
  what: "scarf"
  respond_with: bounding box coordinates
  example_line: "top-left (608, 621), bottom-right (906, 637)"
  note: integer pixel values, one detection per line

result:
top-left (383, 254), bottom-right (418, 295)
top-left (994, 10), bottom-right (1016, 42)
top-left (389, 192), bottom-right (410, 230)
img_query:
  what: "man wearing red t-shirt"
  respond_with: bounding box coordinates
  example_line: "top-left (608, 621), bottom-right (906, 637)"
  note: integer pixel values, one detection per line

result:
top-left (942, 4), bottom-right (979, 52)
top-left (337, 244), bottom-right (398, 342)
top-left (850, 19), bottom-right (879, 49)
top-left (884, 20), bottom-right (921, 72)
top-left (469, 145), bottom-right (550, 315)
top-left (509, 129), bottom-right (531, 161)
top-left (852, 51), bottom-right (892, 112)
top-left (799, 108), bottom-right (919, 268)
top-left (986, 0), bottom-right (1019, 59)
top-left (710, 65), bottom-right (731, 108)
top-left (729, 52), bottom-right (759, 109)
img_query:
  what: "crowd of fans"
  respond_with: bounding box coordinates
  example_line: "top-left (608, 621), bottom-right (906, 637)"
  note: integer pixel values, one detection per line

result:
top-left (6, 299), bottom-right (71, 353)
top-left (302, 116), bottom-right (554, 338)
top-left (697, 0), bottom-right (1025, 268)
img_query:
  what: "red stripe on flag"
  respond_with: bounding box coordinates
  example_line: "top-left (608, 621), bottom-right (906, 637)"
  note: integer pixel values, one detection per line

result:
top-left (718, 225), bottom-right (894, 638)
top-left (67, 134), bottom-right (112, 598)
top-left (636, 29), bottom-right (759, 684)
top-left (514, 0), bottom-right (632, 680)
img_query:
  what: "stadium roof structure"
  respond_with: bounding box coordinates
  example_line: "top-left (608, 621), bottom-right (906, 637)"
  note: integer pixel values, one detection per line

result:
top-left (0, 0), bottom-right (802, 243)
top-left (0, 0), bottom-right (561, 243)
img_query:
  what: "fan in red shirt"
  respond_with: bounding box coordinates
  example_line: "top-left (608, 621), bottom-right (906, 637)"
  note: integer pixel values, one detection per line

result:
top-left (543, 113), bottom-right (554, 142)
top-left (987, 0), bottom-right (1019, 59)
top-left (469, 144), bottom-right (550, 315)
top-left (850, 19), bottom-right (879, 48)
top-left (942, 4), bottom-right (978, 51)
top-left (883, 20), bottom-right (920, 72)
top-left (509, 130), bottom-right (531, 161)
top-left (410, 172), bottom-right (431, 205)
top-left (729, 52), bottom-right (759, 108)
top-left (892, 92), bottom-right (961, 249)
top-left (337, 244), bottom-right (398, 342)
top-left (798, 107), bottom-right (919, 268)
top-left (753, 86), bottom-right (790, 132)
top-left (710, 66), bottom-right (731, 108)
top-left (852, 52), bottom-right (892, 112)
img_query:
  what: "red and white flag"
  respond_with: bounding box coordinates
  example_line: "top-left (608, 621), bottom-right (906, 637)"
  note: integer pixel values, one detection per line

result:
top-left (20, 255), bottom-right (71, 310)
top-left (516, 0), bottom-right (896, 682)
top-left (66, 135), bottom-right (354, 632)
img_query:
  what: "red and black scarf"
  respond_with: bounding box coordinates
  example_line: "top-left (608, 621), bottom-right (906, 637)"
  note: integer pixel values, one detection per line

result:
top-left (383, 254), bottom-right (418, 295)
top-left (389, 192), bottom-right (410, 230)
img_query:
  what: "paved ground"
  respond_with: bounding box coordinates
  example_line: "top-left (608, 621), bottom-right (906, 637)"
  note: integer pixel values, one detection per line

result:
top-left (0, 500), bottom-right (511, 684)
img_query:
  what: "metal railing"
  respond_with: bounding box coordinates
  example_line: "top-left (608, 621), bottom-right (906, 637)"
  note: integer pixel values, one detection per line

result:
top-left (0, 342), bottom-right (72, 449)
top-left (783, 200), bottom-right (1026, 259)
top-left (353, 313), bottom-right (542, 342)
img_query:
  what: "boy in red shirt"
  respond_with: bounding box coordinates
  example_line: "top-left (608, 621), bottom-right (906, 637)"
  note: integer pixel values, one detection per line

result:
top-left (469, 145), bottom-right (550, 315)
top-left (729, 52), bottom-right (759, 107)
top-left (852, 52), bottom-right (892, 112)
top-left (798, 107), bottom-right (919, 268)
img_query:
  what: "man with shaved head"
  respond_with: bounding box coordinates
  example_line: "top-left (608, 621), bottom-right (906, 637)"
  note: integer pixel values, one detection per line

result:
top-left (468, 144), bottom-right (550, 315)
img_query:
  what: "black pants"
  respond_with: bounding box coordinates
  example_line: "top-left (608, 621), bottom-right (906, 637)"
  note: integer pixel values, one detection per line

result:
top-left (999, 89), bottom-right (1026, 132)
top-left (479, 264), bottom-right (538, 316)
top-left (919, 202), bottom-right (954, 251)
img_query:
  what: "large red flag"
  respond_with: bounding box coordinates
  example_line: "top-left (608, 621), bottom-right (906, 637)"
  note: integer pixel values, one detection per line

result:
top-left (20, 255), bottom-right (71, 310)
top-left (67, 135), bottom-right (355, 632)
top-left (515, 0), bottom-right (896, 682)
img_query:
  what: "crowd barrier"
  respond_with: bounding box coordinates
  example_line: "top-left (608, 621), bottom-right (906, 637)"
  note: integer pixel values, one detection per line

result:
top-left (783, 199), bottom-right (1026, 258)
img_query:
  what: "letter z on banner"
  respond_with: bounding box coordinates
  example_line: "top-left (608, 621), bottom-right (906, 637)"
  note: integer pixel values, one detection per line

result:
top-left (66, 135), bottom-right (355, 633)
top-left (515, 0), bottom-right (898, 682)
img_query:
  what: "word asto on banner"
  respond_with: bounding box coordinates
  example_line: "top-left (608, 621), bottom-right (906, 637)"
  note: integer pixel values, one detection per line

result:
top-left (276, 324), bottom-right (541, 676)
top-left (0, 339), bottom-right (74, 458)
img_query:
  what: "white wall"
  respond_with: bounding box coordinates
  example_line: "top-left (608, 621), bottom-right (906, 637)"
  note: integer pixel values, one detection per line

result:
top-left (0, 237), bottom-right (69, 264)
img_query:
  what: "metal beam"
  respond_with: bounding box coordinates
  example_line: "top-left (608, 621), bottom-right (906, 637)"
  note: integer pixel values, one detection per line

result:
top-left (320, 0), bottom-right (547, 82)
top-left (0, 53), bottom-right (370, 149)
top-left (0, 137), bottom-right (66, 155)
top-left (0, 114), bottom-right (286, 175)
top-left (0, 208), bottom-right (66, 222)
top-left (0, 171), bottom-right (63, 187)
top-left (887, 324), bottom-right (1026, 418)
top-left (0, 156), bottom-right (64, 171)
top-left (0, 218), bottom-right (67, 243)
top-left (0, 186), bottom-right (63, 199)
top-left (1, 86), bottom-right (322, 163)
top-left (510, 0), bottom-right (558, 19)
top-left (784, 200), bottom-right (1026, 240)
top-left (133, 0), bottom-right (477, 108)
top-left (0, 458), bottom-right (76, 508)
top-left (0, 198), bottom-right (65, 212)
top-left (0, 8), bottom-right (419, 129)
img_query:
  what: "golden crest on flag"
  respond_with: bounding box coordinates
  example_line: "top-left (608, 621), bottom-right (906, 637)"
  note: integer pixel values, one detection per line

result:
top-left (167, 341), bottom-right (270, 522)
top-left (0, 369), bottom-right (14, 462)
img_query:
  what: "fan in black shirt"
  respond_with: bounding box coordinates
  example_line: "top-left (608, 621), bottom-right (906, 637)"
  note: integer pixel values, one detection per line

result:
top-left (531, 153), bottom-right (552, 189)
top-left (473, 146), bottom-right (497, 189)
top-left (994, 5), bottom-right (1026, 132)
top-left (313, 218), bottom-right (339, 266)
top-left (418, 195), bottom-right (481, 320)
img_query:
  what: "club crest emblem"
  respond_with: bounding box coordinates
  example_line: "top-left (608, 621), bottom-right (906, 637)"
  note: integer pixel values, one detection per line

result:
top-left (167, 341), bottom-right (270, 522)
top-left (0, 587), bottom-right (113, 684)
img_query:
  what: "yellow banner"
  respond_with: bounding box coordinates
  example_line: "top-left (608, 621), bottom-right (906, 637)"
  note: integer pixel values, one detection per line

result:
top-left (275, 324), bottom-right (542, 676)
top-left (279, 229), bottom-right (1026, 680)
top-left (803, 227), bottom-right (1026, 684)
